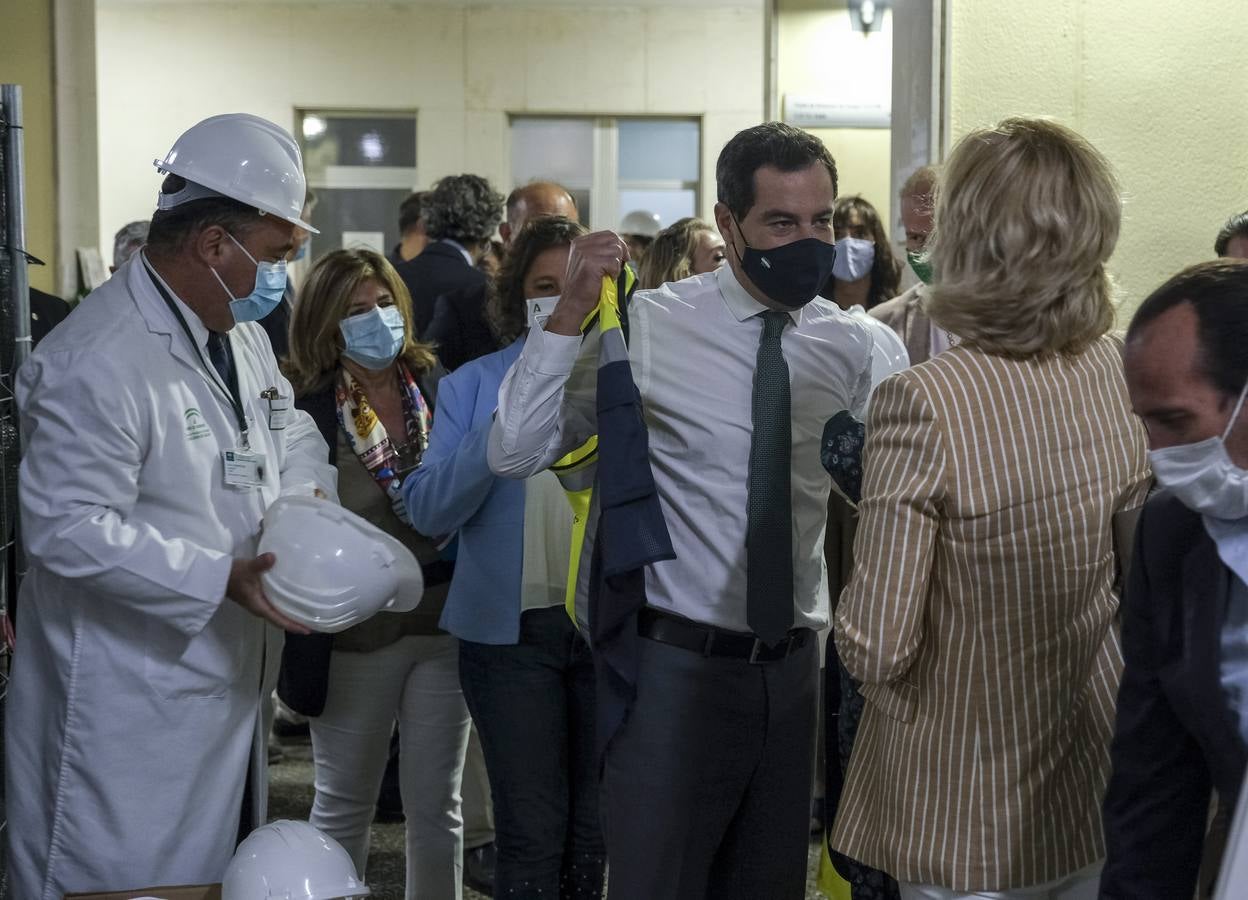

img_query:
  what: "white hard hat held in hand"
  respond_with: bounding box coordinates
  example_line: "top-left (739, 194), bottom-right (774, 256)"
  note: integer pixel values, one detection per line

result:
top-left (258, 495), bottom-right (424, 633)
top-left (154, 113), bottom-right (319, 233)
top-left (222, 820), bottom-right (370, 900)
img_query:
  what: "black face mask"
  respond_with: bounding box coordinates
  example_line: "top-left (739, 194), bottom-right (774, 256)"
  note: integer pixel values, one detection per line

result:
top-left (731, 219), bottom-right (838, 309)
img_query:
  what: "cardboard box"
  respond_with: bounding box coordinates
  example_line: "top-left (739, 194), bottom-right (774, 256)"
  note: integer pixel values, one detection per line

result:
top-left (64, 885), bottom-right (221, 900)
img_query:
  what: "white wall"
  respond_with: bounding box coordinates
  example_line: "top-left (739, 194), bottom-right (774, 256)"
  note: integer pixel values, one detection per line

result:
top-left (775, 0), bottom-right (892, 237)
top-left (95, 0), bottom-right (765, 252)
top-left (947, 0), bottom-right (1248, 316)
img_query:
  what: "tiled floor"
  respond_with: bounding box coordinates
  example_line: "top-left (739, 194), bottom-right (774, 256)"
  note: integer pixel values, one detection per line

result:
top-left (268, 734), bottom-right (830, 899)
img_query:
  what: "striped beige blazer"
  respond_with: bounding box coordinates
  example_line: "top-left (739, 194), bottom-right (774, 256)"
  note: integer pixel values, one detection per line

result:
top-left (830, 335), bottom-right (1150, 892)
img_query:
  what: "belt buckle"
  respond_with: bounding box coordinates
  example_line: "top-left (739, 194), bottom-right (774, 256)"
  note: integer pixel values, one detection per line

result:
top-left (750, 633), bottom-right (796, 664)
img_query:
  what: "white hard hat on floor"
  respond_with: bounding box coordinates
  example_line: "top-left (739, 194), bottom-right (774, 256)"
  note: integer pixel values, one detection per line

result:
top-left (258, 495), bottom-right (424, 633)
top-left (619, 209), bottom-right (662, 238)
top-left (222, 820), bottom-right (370, 900)
top-left (154, 113), bottom-right (319, 232)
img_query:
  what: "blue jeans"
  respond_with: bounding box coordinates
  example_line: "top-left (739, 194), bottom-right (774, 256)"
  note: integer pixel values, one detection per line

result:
top-left (458, 606), bottom-right (605, 899)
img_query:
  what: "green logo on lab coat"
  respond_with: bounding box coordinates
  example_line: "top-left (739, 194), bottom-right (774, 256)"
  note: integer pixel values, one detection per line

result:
top-left (184, 407), bottom-right (211, 441)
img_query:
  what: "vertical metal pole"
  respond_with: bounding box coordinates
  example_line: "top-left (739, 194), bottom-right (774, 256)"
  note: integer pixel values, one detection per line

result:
top-left (763, 0), bottom-right (779, 122)
top-left (889, 0), bottom-right (941, 240)
top-left (2, 85), bottom-right (32, 375)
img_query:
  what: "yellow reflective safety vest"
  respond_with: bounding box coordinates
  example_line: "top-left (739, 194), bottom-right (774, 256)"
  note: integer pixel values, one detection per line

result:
top-left (550, 435), bottom-right (596, 621)
top-left (550, 268), bottom-right (634, 629)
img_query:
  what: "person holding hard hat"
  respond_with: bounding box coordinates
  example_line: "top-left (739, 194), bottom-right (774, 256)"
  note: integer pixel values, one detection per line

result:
top-left (5, 112), bottom-right (337, 899)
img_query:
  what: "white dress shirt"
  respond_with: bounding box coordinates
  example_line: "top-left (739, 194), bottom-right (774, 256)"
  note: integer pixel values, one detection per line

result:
top-left (846, 304), bottom-right (910, 392)
top-left (488, 265), bottom-right (874, 633)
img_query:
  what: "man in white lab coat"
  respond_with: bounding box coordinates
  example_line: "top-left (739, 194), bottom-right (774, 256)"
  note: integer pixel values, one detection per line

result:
top-left (5, 113), bottom-right (337, 899)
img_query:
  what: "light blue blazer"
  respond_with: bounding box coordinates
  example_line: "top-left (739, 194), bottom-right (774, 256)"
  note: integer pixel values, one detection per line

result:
top-left (403, 339), bottom-right (526, 644)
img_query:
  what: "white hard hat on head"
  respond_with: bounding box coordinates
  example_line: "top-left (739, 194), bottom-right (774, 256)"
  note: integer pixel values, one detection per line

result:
top-left (258, 495), bottom-right (423, 633)
top-left (154, 113), bottom-right (319, 233)
top-left (619, 209), bottom-right (662, 238)
top-left (222, 819), bottom-right (370, 900)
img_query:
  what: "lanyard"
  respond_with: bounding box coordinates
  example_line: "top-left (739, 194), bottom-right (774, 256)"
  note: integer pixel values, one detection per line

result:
top-left (144, 261), bottom-right (250, 447)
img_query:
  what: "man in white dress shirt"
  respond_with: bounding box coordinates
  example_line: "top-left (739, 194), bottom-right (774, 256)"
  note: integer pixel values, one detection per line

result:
top-left (488, 122), bottom-right (874, 899)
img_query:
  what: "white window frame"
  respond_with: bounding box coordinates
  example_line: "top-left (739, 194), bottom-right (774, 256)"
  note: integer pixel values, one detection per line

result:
top-left (297, 108), bottom-right (419, 194)
top-left (510, 115), bottom-right (700, 232)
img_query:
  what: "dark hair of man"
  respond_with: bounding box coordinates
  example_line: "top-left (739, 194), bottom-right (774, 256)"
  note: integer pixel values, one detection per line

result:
top-left (422, 174), bottom-right (505, 245)
top-left (716, 122), bottom-right (839, 220)
top-left (145, 174), bottom-right (261, 255)
top-left (398, 191), bottom-right (427, 235)
top-left (486, 215), bottom-right (587, 347)
top-left (1128, 259), bottom-right (1248, 397)
top-left (1215, 210), bottom-right (1248, 257)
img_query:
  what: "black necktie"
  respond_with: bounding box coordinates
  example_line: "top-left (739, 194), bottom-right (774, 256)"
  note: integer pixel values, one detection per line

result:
top-left (747, 310), bottom-right (794, 646)
top-left (206, 332), bottom-right (232, 387)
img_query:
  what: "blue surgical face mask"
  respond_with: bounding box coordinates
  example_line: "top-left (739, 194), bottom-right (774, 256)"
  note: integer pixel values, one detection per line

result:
top-left (1150, 380), bottom-right (1248, 520)
top-left (832, 237), bottom-right (875, 282)
top-left (291, 240), bottom-right (309, 262)
top-left (211, 232), bottom-right (288, 324)
top-left (340, 305), bottom-right (406, 370)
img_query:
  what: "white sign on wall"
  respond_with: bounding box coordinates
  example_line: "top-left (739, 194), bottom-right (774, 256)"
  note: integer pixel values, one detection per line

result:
top-left (342, 231), bottom-right (386, 254)
top-left (783, 94), bottom-right (891, 129)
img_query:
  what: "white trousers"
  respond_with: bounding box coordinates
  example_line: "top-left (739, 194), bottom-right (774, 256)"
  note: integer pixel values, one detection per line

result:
top-left (900, 863), bottom-right (1102, 900)
top-left (310, 634), bottom-right (471, 900)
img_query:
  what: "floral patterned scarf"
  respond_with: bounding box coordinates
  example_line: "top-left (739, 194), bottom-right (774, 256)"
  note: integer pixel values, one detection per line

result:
top-left (335, 361), bottom-right (430, 525)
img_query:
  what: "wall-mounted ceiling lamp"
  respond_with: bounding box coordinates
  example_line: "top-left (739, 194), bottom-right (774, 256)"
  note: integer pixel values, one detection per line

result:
top-left (848, 0), bottom-right (888, 33)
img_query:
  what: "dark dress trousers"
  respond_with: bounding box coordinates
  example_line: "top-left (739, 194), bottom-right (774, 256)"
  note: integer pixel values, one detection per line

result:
top-left (394, 241), bottom-right (486, 338)
top-left (1101, 492), bottom-right (1248, 899)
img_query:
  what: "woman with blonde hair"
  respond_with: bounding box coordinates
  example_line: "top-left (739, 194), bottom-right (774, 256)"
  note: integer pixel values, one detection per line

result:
top-left (830, 118), bottom-right (1150, 899)
top-left (635, 216), bottom-right (726, 289)
top-left (277, 248), bottom-right (469, 900)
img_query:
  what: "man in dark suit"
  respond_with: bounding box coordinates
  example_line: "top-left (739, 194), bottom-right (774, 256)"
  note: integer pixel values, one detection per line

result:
top-left (388, 191), bottom-right (429, 268)
top-left (425, 181), bottom-right (578, 371)
top-left (1104, 258), bottom-right (1248, 899)
top-left (394, 174), bottom-right (503, 338)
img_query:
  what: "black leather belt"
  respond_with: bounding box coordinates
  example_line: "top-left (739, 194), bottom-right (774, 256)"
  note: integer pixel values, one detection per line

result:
top-left (637, 607), bottom-right (811, 664)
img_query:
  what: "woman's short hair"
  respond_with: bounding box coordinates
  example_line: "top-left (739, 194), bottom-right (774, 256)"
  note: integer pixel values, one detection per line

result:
top-left (637, 217), bottom-right (717, 290)
top-left (487, 216), bottom-right (587, 347)
top-left (422, 174), bottom-right (504, 245)
top-left (925, 117), bottom-right (1121, 358)
top-left (1215, 210), bottom-right (1248, 258)
top-left (832, 195), bottom-right (900, 309)
top-left (283, 248), bottom-right (436, 397)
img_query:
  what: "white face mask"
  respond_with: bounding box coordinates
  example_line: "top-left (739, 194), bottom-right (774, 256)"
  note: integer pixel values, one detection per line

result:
top-left (832, 236), bottom-right (875, 283)
top-left (526, 295), bottom-right (559, 330)
top-left (1149, 380), bottom-right (1248, 520)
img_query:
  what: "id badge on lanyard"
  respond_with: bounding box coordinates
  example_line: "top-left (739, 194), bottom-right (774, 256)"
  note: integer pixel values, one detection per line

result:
top-left (223, 447), bottom-right (266, 488)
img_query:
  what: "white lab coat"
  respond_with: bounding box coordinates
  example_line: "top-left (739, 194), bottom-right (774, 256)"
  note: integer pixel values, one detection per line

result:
top-left (5, 255), bottom-right (336, 899)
